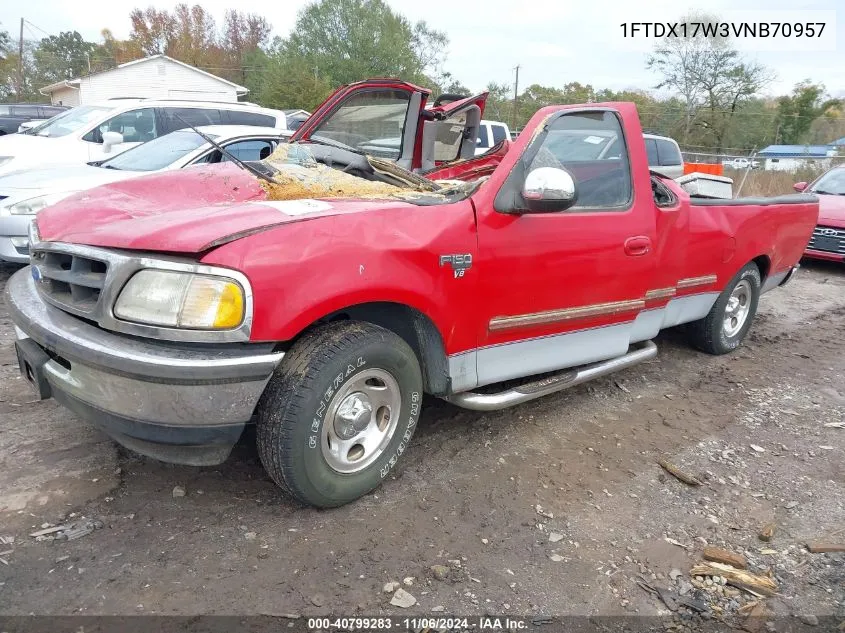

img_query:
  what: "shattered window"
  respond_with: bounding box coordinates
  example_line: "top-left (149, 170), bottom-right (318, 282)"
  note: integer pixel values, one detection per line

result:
top-left (312, 90), bottom-right (410, 159)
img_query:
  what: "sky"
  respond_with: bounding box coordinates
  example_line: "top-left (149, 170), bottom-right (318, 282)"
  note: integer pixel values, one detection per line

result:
top-left (1, 0), bottom-right (842, 99)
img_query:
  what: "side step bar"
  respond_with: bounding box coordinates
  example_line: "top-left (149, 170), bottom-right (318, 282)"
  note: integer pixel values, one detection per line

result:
top-left (444, 341), bottom-right (657, 411)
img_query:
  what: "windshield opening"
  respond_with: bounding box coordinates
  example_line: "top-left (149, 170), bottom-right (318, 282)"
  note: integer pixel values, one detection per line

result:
top-left (811, 168), bottom-right (845, 195)
top-left (311, 90), bottom-right (411, 159)
top-left (31, 105), bottom-right (112, 138)
top-left (100, 129), bottom-right (213, 171)
top-left (257, 142), bottom-right (476, 207)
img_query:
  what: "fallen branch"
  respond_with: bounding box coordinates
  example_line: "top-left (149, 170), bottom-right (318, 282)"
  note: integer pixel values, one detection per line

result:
top-left (658, 459), bottom-right (702, 486)
top-left (703, 546), bottom-right (747, 569)
top-left (690, 561), bottom-right (777, 596)
top-left (805, 541), bottom-right (845, 553)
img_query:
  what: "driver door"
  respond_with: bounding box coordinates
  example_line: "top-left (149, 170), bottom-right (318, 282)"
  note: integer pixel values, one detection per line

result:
top-left (471, 106), bottom-right (657, 387)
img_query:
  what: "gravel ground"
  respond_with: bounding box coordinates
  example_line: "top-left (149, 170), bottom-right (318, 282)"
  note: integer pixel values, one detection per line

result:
top-left (0, 260), bottom-right (843, 631)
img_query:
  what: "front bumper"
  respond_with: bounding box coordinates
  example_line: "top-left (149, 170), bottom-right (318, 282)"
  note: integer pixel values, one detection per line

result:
top-left (803, 248), bottom-right (844, 263)
top-left (5, 268), bottom-right (284, 465)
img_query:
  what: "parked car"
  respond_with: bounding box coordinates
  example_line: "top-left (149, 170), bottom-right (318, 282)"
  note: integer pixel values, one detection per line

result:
top-left (0, 103), bottom-right (68, 136)
top-left (7, 78), bottom-right (816, 508)
top-left (644, 133), bottom-right (684, 179)
top-left (0, 125), bottom-right (288, 263)
top-left (794, 166), bottom-right (845, 262)
top-left (723, 157), bottom-right (760, 170)
top-left (0, 99), bottom-right (288, 177)
top-left (475, 119), bottom-right (512, 155)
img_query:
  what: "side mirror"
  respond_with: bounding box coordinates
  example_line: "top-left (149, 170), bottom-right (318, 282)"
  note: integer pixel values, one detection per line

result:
top-left (793, 181), bottom-right (808, 192)
top-left (522, 167), bottom-right (577, 212)
top-left (102, 131), bottom-right (123, 153)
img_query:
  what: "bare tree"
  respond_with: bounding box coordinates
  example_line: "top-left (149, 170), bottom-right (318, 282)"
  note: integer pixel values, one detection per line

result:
top-left (647, 11), bottom-right (772, 150)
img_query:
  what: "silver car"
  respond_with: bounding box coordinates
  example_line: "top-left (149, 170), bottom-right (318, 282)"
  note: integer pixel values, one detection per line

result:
top-left (0, 125), bottom-right (287, 263)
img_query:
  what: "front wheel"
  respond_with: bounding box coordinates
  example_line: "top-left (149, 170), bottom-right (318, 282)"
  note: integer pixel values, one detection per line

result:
top-left (256, 321), bottom-right (423, 508)
top-left (686, 263), bottom-right (761, 355)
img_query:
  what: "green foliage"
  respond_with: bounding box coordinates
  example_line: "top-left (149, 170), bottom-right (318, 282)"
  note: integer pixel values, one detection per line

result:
top-left (282, 0), bottom-right (447, 88)
top-left (33, 31), bottom-right (96, 85)
top-left (775, 81), bottom-right (841, 144)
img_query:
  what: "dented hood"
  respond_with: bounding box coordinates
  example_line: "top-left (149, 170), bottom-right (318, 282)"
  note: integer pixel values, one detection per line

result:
top-left (34, 162), bottom-right (416, 254)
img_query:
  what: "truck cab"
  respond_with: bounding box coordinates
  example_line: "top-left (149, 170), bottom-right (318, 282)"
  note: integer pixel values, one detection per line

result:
top-left (7, 79), bottom-right (817, 509)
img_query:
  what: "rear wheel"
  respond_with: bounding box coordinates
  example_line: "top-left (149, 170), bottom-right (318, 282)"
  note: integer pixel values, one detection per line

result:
top-left (686, 263), bottom-right (761, 355)
top-left (256, 321), bottom-right (423, 508)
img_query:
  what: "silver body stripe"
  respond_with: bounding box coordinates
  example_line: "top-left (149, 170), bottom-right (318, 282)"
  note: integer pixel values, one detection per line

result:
top-left (449, 292), bottom-right (719, 392)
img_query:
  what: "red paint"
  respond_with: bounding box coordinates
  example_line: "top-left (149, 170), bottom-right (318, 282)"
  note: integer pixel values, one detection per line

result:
top-left (35, 86), bottom-right (819, 358)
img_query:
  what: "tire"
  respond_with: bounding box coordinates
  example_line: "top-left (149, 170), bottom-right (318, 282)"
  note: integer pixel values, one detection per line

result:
top-left (256, 320), bottom-right (423, 508)
top-left (686, 263), bottom-right (761, 355)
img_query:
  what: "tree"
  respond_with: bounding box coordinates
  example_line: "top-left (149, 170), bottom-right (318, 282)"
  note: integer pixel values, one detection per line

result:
top-left (97, 28), bottom-right (144, 67)
top-left (221, 10), bottom-right (271, 85)
top-left (774, 81), bottom-right (840, 145)
top-left (282, 0), bottom-right (448, 87)
top-left (647, 12), bottom-right (772, 153)
top-left (33, 32), bottom-right (97, 84)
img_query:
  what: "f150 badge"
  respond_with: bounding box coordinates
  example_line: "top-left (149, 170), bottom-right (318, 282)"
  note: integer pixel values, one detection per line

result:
top-left (440, 253), bottom-right (473, 278)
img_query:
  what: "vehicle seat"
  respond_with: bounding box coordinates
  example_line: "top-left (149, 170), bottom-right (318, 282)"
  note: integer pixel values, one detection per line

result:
top-left (134, 116), bottom-right (155, 142)
top-left (259, 145), bottom-right (272, 160)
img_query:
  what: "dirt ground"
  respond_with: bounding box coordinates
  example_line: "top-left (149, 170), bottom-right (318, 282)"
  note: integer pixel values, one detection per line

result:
top-left (0, 259), bottom-right (843, 629)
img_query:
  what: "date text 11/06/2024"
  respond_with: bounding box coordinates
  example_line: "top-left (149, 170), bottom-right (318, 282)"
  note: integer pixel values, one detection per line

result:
top-left (306, 617), bottom-right (527, 630)
top-left (619, 21), bottom-right (826, 38)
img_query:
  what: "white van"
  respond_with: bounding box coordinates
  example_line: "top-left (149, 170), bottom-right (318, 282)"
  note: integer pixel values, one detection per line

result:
top-left (475, 119), bottom-right (512, 155)
top-left (0, 99), bottom-right (287, 176)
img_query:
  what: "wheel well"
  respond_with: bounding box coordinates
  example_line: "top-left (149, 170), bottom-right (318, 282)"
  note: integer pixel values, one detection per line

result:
top-left (303, 302), bottom-right (451, 396)
top-left (752, 255), bottom-right (771, 281)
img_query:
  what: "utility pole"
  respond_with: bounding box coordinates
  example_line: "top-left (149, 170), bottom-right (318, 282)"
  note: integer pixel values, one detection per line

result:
top-left (511, 64), bottom-right (520, 132)
top-left (17, 17), bottom-right (24, 102)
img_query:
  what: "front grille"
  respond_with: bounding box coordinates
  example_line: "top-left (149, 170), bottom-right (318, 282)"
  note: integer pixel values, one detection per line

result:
top-left (30, 248), bottom-right (109, 316)
top-left (807, 226), bottom-right (845, 255)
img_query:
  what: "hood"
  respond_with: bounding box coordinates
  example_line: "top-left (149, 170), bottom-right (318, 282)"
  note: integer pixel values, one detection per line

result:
top-left (817, 193), bottom-right (845, 225)
top-left (34, 162), bottom-right (417, 254)
top-left (0, 164), bottom-right (136, 198)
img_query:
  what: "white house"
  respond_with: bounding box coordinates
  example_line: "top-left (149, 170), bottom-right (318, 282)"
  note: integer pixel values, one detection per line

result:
top-left (40, 55), bottom-right (249, 106)
top-left (757, 144), bottom-right (839, 172)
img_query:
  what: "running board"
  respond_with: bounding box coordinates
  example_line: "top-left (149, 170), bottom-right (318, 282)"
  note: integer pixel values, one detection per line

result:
top-left (444, 341), bottom-right (657, 411)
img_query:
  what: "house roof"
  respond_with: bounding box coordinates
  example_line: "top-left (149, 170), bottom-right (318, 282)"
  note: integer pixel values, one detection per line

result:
top-left (830, 137), bottom-right (845, 146)
top-left (758, 144), bottom-right (834, 158)
top-left (40, 54), bottom-right (248, 96)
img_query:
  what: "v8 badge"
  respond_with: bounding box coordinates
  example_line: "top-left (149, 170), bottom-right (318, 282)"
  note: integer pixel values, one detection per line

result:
top-left (439, 253), bottom-right (473, 278)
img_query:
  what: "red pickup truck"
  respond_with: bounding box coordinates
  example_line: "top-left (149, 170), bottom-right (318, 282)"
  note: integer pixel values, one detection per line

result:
top-left (7, 79), bottom-right (817, 508)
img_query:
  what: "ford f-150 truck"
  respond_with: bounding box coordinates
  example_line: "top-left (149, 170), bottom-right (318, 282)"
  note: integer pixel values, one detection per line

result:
top-left (6, 79), bottom-right (818, 508)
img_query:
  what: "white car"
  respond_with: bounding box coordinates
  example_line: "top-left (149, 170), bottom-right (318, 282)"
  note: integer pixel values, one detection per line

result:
top-left (0, 99), bottom-right (288, 177)
top-left (0, 125), bottom-right (288, 263)
top-left (475, 119), bottom-right (512, 155)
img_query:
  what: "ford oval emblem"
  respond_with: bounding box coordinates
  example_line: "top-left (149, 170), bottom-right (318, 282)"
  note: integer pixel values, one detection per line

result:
top-left (31, 265), bottom-right (43, 283)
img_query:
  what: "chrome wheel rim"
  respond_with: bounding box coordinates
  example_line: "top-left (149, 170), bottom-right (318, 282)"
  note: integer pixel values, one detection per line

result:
top-left (723, 279), bottom-right (752, 337)
top-left (321, 368), bottom-right (401, 474)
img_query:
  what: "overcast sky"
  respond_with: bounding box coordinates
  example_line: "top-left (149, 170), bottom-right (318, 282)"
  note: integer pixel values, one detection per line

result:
top-left (1, 0), bottom-right (842, 98)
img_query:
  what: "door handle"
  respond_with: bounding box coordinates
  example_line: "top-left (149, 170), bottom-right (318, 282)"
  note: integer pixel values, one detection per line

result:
top-left (624, 236), bottom-right (652, 256)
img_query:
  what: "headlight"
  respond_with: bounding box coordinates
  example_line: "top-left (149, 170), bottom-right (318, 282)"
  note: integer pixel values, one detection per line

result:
top-left (114, 270), bottom-right (245, 330)
top-left (8, 192), bottom-right (76, 215)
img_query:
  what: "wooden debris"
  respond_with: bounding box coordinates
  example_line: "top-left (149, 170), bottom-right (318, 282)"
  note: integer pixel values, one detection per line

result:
top-left (823, 422), bottom-right (845, 429)
top-left (703, 546), bottom-right (748, 569)
top-left (805, 541), bottom-right (845, 553)
top-left (758, 522), bottom-right (775, 542)
top-left (29, 525), bottom-right (65, 538)
top-left (690, 561), bottom-right (778, 596)
top-left (657, 459), bottom-right (702, 486)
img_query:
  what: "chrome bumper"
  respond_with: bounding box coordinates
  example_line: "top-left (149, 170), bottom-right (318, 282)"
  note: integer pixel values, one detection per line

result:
top-left (5, 267), bottom-right (284, 465)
